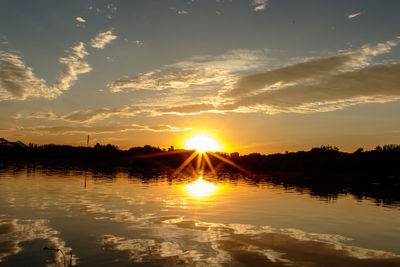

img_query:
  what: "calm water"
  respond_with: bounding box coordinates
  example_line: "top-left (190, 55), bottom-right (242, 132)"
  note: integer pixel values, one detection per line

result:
top-left (0, 168), bottom-right (399, 266)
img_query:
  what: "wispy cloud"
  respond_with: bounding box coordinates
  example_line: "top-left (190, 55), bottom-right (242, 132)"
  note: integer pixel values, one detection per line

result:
top-left (0, 42), bottom-right (91, 100)
top-left (28, 111), bottom-right (58, 120)
top-left (177, 10), bottom-right (189, 15)
top-left (91, 30), bottom-right (117, 49)
top-left (348, 12), bottom-right (361, 19)
top-left (106, 39), bottom-right (400, 117)
top-left (70, 42), bottom-right (88, 58)
top-left (0, 51), bottom-right (61, 100)
top-left (109, 49), bottom-right (269, 93)
top-left (224, 39), bottom-right (399, 99)
top-left (25, 105), bottom-right (145, 124)
top-left (156, 104), bottom-right (219, 116)
top-left (109, 70), bottom-right (227, 92)
top-left (88, 3), bottom-right (117, 19)
top-left (251, 0), bottom-right (269, 11)
top-left (75, 17), bottom-right (86, 23)
top-left (14, 123), bottom-right (192, 135)
top-left (215, 39), bottom-right (400, 113)
top-left (228, 63), bottom-right (400, 114)
top-left (135, 40), bottom-right (144, 47)
top-left (1, 30), bottom-right (117, 101)
top-left (55, 42), bottom-right (92, 91)
top-left (25, 38), bottom-right (400, 120)
top-left (29, 106), bottom-right (142, 123)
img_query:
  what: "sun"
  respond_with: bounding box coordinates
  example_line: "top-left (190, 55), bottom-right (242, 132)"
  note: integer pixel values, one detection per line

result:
top-left (184, 133), bottom-right (222, 153)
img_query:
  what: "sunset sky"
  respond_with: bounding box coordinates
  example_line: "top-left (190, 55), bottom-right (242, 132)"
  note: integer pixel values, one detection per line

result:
top-left (1, 0), bottom-right (399, 154)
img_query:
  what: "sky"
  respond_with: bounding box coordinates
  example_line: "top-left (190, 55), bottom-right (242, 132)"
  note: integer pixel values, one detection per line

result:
top-left (1, 0), bottom-right (400, 154)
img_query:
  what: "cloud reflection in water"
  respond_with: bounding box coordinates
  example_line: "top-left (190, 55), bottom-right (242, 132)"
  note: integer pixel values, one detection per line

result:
top-left (98, 216), bottom-right (400, 266)
top-left (0, 218), bottom-right (78, 266)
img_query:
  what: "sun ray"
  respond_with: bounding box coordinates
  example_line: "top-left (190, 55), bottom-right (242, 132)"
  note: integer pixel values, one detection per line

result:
top-left (203, 152), bottom-right (216, 176)
top-left (196, 152), bottom-right (202, 173)
top-left (172, 151), bottom-right (199, 177)
top-left (208, 152), bottom-right (256, 177)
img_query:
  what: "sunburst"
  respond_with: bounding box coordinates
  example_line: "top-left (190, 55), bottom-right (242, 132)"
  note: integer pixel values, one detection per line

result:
top-left (131, 131), bottom-right (253, 180)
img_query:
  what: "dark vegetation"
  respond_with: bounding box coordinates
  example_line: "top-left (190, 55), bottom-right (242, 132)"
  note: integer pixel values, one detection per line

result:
top-left (1, 138), bottom-right (400, 206)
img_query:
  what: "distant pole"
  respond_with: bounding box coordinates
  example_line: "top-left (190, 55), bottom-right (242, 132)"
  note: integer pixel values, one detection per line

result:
top-left (87, 135), bottom-right (90, 147)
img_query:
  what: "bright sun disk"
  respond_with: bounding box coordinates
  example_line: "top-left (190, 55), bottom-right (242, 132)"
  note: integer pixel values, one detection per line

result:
top-left (184, 133), bottom-right (222, 153)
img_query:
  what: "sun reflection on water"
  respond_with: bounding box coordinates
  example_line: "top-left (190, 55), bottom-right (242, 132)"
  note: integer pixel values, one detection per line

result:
top-left (184, 176), bottom-right (218, 198)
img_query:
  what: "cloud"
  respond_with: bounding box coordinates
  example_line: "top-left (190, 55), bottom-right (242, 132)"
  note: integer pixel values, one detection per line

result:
top-left (14, 123), bottom-right (192, 135)
top-left (212, 39), bottom-right (400, 114)
top-left (91, 30), bottom-right (117, 49)
top-left (0, 52), bottom-right (61, 100)
top-left (135, 40), bottom-right (144, 47)
top-left (107, 4), bottom-right (117, 12)
top-left (88, 3), bottom-right (117, 19)
top-left (229, 63), bottom-right (400, 114)
top-left (106, 38), bottom-right (400, 117)
top-left (0, 41), bottom-right (92, 100)
top-left (62, 106), bottom-right (142, 122)
top-left (223, 39), bottom-right (399, 99)
top-left (156, 104), bottom-right (220, 115)
top-left (0, 43), bottom-right (90, 100)
top-left (55, 42), bottom-right (92, 91)
top-left (29, 106), bottom-right (142, 123)
top-left (170, 49), bottom-right (270, 73)
top-left (160, 39), bottom-right (400, 116)
top-left (348, 12), bottom-right (361, 19)
top-left (29, 111), bottom-right (58, 120)
top-left (75, 17), bottom-right (86, 23)
top-left (26, 103), bottom-right (222, 123)
top-left (1, 29), bottom-right (119, 101)
top-left (109, 70), bottom-right (228, 92)
top-left (108, 49), bottom-right (269, 94)
top-left (18, 38), bottom-right (400, 118)
top-left (251, 0), bottom-right (269, 11)
top-left (70, 42), bottom-right (88, 58)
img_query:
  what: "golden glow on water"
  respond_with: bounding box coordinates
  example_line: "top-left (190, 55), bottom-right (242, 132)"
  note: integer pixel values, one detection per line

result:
top-left (184, 176), bottom-right (218, 197)
top-left (184, 133), bottom-right (222, 153)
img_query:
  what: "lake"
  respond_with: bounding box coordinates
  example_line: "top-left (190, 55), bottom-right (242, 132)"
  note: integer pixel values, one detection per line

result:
top-left (0, 167), bottom-right (399, 266)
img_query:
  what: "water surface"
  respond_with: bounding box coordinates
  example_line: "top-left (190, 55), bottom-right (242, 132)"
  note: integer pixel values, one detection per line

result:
top-left (0, 168), bottom-right (399, 266)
